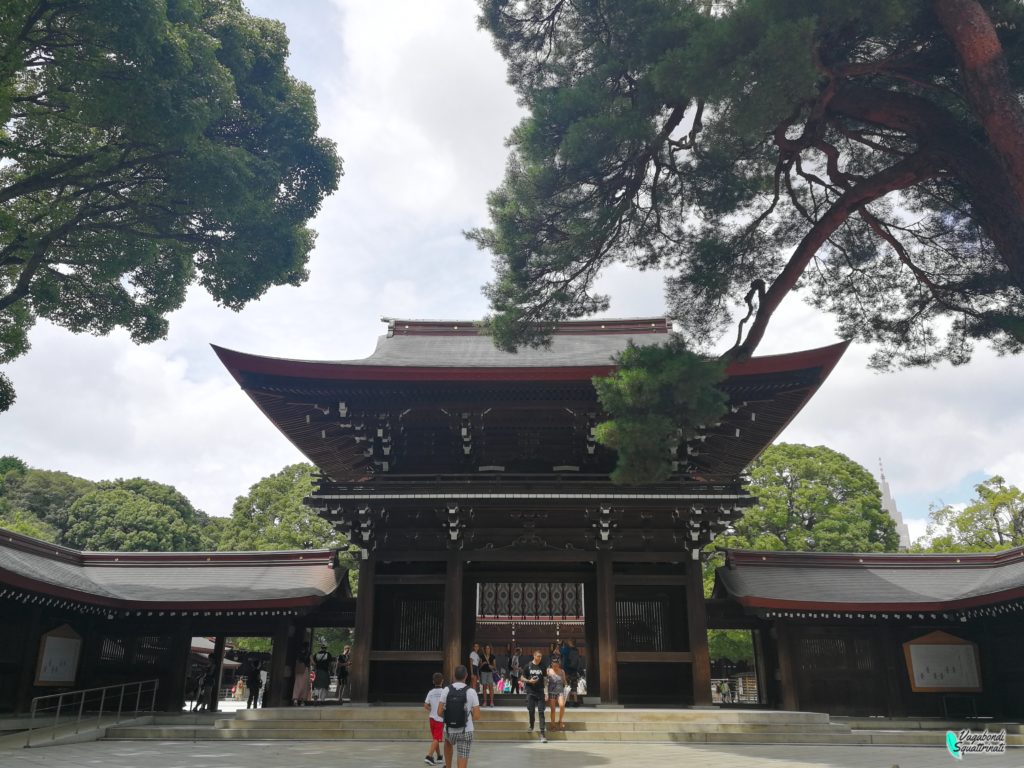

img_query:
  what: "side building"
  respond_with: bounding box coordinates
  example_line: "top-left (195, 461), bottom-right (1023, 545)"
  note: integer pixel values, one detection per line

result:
top-left (0, 530), bottom-right (353, 713)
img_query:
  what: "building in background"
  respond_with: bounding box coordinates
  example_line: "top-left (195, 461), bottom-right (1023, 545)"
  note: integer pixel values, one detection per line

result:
top-left (879, 461), bottom-right (911, 550)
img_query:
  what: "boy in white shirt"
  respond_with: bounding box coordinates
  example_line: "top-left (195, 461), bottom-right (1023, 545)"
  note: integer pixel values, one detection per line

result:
top-left (439, 664), bottom-right (482, 768)
top-left (423, 672), bottom-right (446, 765)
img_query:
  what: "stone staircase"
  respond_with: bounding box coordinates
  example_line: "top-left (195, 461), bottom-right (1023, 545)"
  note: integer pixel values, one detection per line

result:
top-left (103, 706), bottom-right (1024, 747)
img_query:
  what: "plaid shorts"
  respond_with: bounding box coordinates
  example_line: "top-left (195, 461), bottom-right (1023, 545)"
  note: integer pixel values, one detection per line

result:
top-left (445, 728), bottom-right (474, 758)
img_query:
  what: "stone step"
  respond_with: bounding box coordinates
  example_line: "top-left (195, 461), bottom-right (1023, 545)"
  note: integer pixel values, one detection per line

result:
top-left (230, 706), bottom-right (832, 725)
top-left (103, 723), bottom-right (1024, 747)
top-left (214, 718), bottom-right (851, 735)
top-left (840, 717), bottom-right (1024, 734)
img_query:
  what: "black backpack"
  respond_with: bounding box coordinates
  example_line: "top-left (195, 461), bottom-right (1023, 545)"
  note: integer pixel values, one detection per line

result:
top-left (444, 685), bottom-right (469, 730)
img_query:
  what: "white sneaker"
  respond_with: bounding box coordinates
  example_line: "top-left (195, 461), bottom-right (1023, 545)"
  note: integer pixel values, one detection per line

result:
top-left (540, 733), bottom-right (548, 743)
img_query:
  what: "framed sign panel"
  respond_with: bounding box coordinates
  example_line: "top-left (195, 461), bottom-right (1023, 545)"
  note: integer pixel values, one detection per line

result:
top-left (34, 624), bottom-right (82, 686)
top-left (902, 630), bottom-right (981, 693)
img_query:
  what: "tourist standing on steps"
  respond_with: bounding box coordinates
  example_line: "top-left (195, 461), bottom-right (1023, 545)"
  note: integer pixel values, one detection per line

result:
top-left (337, 644), bottom-right (351, 701)
top-left (468, 642), bottom-right (481, 692)
top-left (547, 656), bottom-right (568, 730)
top-left (312, 640), bottom-right (333, 704)
top-left (507, 646), bottom-right (521, 694)
top-left (292, 643), bottom-right (312, 706)
top-left (562, 638), bottom-right (581, 707)
top-left (439, 664), bottom-right (481, 768)
top-left (479, 644), bottom-right (496, 707)
top-left (523, 649), bottom-right (548, 743)
top-left (245, 656), bottom-right (263, 709)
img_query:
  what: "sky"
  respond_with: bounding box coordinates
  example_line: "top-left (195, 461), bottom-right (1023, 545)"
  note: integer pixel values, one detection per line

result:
top-left (3, 0), bottom-right (1024, 544)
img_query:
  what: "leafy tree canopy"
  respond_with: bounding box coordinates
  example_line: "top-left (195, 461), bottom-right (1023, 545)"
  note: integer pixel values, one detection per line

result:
top-left (0, 454), bottom-right (27, 479)
top-left (719, 443), bottom-right (899, 553)
top-left (0, 0), bottom-right (342, 410)
top-left (63, 487), bottom-right (205, 551)
top-left (219, 463), bottom-right (346, 552)
top-left (593, 340), bottom-right (727, 483)
top-left (0, 498), bottom-right (57, 541)
top-left (915, 475), bottom-right (1024, 552)
top-left (0, 466), bottom-right (96, 539)
top-left (473, 0), bottom-right (1024, 370)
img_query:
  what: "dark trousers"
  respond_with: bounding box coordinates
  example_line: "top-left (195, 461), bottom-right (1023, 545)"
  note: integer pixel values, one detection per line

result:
top-left (247, 686), bottom-right (261, 709)
top-left (526, 692), bottom-right (545, 732)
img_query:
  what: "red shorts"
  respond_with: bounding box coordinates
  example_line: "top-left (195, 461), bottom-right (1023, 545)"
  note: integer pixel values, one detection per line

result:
top-left (430, 719), bottom-right (444, 741)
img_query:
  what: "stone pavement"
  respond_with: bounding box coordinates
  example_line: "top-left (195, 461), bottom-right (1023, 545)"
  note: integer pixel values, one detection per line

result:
top-left (3, 739), bottom-right (1019, 768)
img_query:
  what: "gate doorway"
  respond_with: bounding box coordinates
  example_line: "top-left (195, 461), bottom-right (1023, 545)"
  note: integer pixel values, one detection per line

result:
top-left (464, 568), bottom-right (594, 696)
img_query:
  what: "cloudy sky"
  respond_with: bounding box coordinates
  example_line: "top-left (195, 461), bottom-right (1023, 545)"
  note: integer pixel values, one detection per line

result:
top-left (3, 0), bottom-right (1023, 543)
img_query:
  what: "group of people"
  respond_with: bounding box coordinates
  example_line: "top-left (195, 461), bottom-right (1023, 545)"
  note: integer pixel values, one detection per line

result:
top-left (291, 639), bottom-right (351, 706)
top-left (421, 641), bottom-right (586, 767)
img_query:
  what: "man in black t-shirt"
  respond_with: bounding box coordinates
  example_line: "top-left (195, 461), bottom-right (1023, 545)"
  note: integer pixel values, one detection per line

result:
top-left (523, 649), bottom-right (548, 742)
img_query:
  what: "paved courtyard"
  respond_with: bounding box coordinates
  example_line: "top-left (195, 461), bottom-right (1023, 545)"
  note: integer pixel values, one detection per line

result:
top-left (3, 739), bottom-right (1018, 768)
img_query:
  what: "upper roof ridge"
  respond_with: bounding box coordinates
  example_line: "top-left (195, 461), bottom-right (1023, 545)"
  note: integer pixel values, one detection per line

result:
top-left (382, 317), bottom-right (670, 337)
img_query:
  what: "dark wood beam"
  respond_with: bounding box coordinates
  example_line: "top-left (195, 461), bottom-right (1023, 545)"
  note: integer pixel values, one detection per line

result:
top-left (349, 557), bottom-right (376, 703)
top-left (374, 574), bottom-right (446, 585)
top-left (443, 555), bottom-right (464, 683)
top-left (686, 558), bottom-right (712, 706)
top-left (616, 651), bottom-right (694, 663)
top-left (613, 574), bottom-right (687, 586)
top-left (266, 619), bottom-right (291, 707)
top-left (369, 651), bottom-right (443, 662)
top-left (596, 552), bottom-right (618, 704)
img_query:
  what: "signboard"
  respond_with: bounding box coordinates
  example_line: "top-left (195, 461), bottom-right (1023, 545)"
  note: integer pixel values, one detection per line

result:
top-left (903, 630), bottom-right (982, 693)
top-left (34, 624), bottom-right (82, 686)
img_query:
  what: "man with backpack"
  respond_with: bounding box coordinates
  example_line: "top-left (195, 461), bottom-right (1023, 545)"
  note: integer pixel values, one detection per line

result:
top-left (438, 664), bottom-right (481, 768)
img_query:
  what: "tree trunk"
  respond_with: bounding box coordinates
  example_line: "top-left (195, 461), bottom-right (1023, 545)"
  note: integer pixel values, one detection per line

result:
top-left (934, 0), bottom-right (1024, 215)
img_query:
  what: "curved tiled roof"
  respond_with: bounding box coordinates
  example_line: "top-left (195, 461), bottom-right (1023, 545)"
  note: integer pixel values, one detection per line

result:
top-left (0, 529), bottom-right (345, 611)
top-left (715, 548), bottom-right (1024, 612)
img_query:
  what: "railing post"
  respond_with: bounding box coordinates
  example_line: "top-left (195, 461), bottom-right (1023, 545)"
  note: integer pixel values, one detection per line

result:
top-left (52, 694), bottom-right (62, 741)
top-left (76, 690), bottom-right (85, 733)
top-left (28, 699), bottom-right (36, 748)
top-left (98, 688), bottom-right (106, 729)
top-left (117, 684), bottom-right (124, 723)
top-left (134, 682), bottom-right (142, 714)
top-left (150, 680), bottom-right (158, 713)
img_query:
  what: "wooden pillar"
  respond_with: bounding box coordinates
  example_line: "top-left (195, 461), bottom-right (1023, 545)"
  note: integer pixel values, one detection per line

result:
top-left (210, 635), bottom-right (226, 712)
top-left (266, 619), bottom-right (291, 707)
top-left (879, 625), bottom-right (907, 717)
top-left (442, 554), bottom-right (464, 682)
top-left (776, 623), bottom-right (799, 711)
top-left (350, 556), bottom-right (376, 703)
top-left (596, 552), bottom-right (618, 704)
top-left (686, 557), bottom-right (713, 706)
top-left (583, 570), bottom-right (599, 697)
top-left (14, 606), bottom-right (42, 714)
top-left (752, 627), bottom-right (769, 707)
top-left (162, 619), bottom-right (192, 712)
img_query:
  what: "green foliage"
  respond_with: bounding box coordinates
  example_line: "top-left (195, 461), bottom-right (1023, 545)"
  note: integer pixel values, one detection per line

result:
top-left (0, 500), bottom-right (57, 542)
top-left (708, 629), bottom-right (755, 664)
top-left (915, 476), bottom-right (1024, 552)
top-left (0, 468), bottom-right (96, 540)
top-left (719, 443), bottom-right (899, 553)
top-left (474, 0), bottom-right (1024, 366)
top-left (593, 341), bottom-right (727, 484)
top-left (63, 487), bottom-right (206, 551)
top-left (219, 463), bottom-right (345, 551)
top-left (0, 0), bottom-right (341, 411)
top-left (0, 455), bottom-right (27, 479)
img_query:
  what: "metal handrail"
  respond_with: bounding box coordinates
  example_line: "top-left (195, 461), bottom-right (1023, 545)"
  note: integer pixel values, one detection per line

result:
top-left (27, 678), bottom-right (159, 747)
